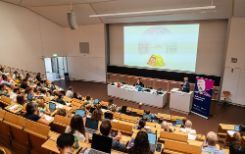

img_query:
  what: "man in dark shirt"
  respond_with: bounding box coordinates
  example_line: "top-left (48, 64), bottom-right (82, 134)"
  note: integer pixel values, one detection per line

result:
top-left (134, 78), bottom-right (144, 87)
top-left (55, 94), bottom-right (66, 105)
top-left (182, 77), bottom-right (190, 93)
top-left (229, 132), bottom-right (245, 154)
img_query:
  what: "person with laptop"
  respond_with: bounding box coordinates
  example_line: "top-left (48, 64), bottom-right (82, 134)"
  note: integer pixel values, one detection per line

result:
top-left (96, 119), bottom-right (126, 152)
top-left (23, 102), bottom-right (50, 125)
top-left (65, 115), bottom-right (88, 142)
top-left (56, 133), bottom-right (74, 154)
top-left (127, 131), bottom-right (153, 154)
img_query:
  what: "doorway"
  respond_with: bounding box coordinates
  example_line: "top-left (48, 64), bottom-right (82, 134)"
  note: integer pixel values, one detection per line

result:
top-left (44, 57), bottom-right (68, 81)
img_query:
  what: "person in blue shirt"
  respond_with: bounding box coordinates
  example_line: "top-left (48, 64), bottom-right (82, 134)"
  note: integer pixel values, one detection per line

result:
top-left (143, 110), bottom-right (155, 122)
top-left (202, 131), bottom-right (225, 154)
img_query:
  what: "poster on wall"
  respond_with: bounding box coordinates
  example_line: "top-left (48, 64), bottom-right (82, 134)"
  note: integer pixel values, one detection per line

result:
top-left (191, 77), bottom-right (214, 119)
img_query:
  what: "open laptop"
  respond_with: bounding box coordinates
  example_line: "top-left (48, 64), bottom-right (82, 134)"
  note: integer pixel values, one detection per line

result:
top-left (148, 132), bottom-right (157, 152)
top-left (48, 102), bottom-right (57, 113)
top-left (75, 109), bottom-right (86, 117)
top-left (85, 117), bottom-right (99, 134)
top-left (91, 134), bottom-right (112, 153)
top-left (93, 99), bottom-right (100, 105)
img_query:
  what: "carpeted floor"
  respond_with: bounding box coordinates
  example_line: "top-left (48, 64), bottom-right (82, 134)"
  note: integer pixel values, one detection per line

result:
top-left (55, 80), bottom-right (245, 135)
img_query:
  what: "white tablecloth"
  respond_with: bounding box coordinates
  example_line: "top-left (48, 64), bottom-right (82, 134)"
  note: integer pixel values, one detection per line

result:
top-left (107, 84), bottom-right (167, 108)
top-left (169, 88), bottom-right (194, 114)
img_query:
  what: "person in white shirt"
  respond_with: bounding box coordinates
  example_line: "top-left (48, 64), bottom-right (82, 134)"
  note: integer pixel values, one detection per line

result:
top-left (65, 87), bottom-right (74, 98)
top-left (65, 115), bottom-right (87, 142)
top-left (10, 88), bottom-right (19, 102)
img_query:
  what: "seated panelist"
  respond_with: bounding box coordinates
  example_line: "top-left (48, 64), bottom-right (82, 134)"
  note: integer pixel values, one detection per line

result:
top-left (181, 77), bottom-right (190, 93)
top-left (134, 78), bottom-right (144, 87)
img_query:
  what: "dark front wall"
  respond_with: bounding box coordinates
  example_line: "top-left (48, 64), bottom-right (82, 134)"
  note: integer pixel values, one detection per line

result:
top-left (107, 65), bottom-right (221, 86)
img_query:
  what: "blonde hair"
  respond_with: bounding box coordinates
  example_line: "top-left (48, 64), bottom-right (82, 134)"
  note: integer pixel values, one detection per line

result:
top-left (206, 131), bottom-right (218, 146)
top-left (185, 120), bottom-right (192, 128)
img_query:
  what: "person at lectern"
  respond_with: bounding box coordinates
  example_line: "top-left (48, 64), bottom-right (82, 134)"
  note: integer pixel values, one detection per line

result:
top-left (134, 78), bottom-right (144, 87)
top-left (181, 77), bottom-right (190, 93)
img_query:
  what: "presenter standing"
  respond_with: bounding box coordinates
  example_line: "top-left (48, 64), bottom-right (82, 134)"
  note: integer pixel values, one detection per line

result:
top-left (134, 78), bottom-right (144, 87)
top-left (182, 77), bottom-right (190, 93)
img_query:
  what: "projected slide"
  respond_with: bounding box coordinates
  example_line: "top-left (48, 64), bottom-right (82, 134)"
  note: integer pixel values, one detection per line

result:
top-left (124, 24), bottom-right (199, 72)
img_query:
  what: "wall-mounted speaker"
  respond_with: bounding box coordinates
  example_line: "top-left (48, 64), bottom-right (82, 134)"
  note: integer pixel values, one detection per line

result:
top-left (67, 11), bottom-right (77, 30)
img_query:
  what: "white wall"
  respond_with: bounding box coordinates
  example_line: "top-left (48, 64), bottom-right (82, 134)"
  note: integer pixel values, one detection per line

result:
top-left (64, 24), bottom-right (106, 82)
top-left (109, 20), bottom-right (227, 76)
top-left (221, 17), bottom-right (245, 106)
top-left (0, 1), bottom-right (64, 73)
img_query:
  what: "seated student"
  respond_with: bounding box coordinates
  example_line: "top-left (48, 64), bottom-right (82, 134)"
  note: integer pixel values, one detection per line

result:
top-left (202, 131), bottom-right (225, 154)
top-left (0, 84), bottom-right (9, 96)
top-left (128, 131), bottom-right (153, 154)
top-left (229, 132), bottom-right (245, 154)
top-left (56, 133), bottom-right (75, 154)
top-left (161, 121), bottom-right (174, 132)
top-left (25, 87), bottom-right (33, 101)
top-left (137, 119), bottom-right (146, 130)
top-left (143, 110), bottom-right (154, 122)
top-left (91, 104), bottom-right (103, 121)
top-left (20, 78), bottom-right (29, 89)
top-left (0, 74), bottom-right (12, 87)
top-left (65, 115), bottom-right (87, 142)
top-left (55, 94), bottom-right (66, 105)
top-left (73, 92), bottom-right (82, 100)
top-left (181, 120), bottom-right (196, 134)
top-left (10, 88), bottom-right (19, 102)
top-left (65, 87), bottom-right (74, 98)
top-left (36, 72), bottom-right (42, 82)
top-left (16, 95), bottom-right (25, 105)
top-left (134, 78), bottom-right (144, 87)
top-left (23, 102), bottom-right (49, 125)
top-left (99, 120), bottom-right (126, 152)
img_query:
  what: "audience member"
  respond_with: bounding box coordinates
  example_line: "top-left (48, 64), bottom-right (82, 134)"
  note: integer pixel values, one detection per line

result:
top-left (0, 84), bottom-right (9, 96)
top-left (229, 132), bottom-right (245, 154)
top-left (128, 130), bottom-right (152, 154)
top-left (16, 95), bottom-right (25, 105)
top-left (99, 120), bottom-right (126, 151)
top-left (10, 88), bottom-right (19, 102)
top-left (202, 131), bottom-right (225, 154)
top-left (56, 94), bottom-right (66, 105)
top-left (23, 102), bottom-right (49, 125)
top-left (91, 104), bottom-right (103, 121)
top-left (161, 121), bottom-right (174, 132)
top-left (65, 87), bottom-right (74, 98)
top-left (65, 115), bottom-right (87, 142)
top-left (137, 119), bottom-right (146, 130)
top-left (56, 133), bottom-right (74, 154)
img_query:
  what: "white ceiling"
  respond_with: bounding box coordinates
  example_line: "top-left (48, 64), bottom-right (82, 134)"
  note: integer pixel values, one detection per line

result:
top-left (2, 0), bottom-right (245, 27)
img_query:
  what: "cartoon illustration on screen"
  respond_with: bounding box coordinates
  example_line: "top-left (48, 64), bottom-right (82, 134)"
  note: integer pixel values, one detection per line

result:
top-left (147, 54), bottom-right (165, 67)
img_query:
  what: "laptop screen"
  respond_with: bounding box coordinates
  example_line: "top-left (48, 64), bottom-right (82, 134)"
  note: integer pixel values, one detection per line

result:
top-left (148, 133), bottom-right (157, 145)
top-left (85, 118), bottom-right (99, 130)
top-left (75, 109), bottom-right (86, 117)
top-left (48, 102), bottom-right (56, 111)
top-left (91, 134), bottom-right (112, 153)
top-left (93, 99), bottom-right (100, 105)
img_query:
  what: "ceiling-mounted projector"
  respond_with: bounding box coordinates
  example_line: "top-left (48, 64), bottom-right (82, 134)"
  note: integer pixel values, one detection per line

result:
top-left (67, 10), bottom-right (77, 30)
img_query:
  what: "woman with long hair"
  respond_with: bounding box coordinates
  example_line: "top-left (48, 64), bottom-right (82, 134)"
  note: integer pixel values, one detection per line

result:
top-left (129, 131), bottom-right (152, 154)
top-left (65, 115), bottom-right (87, 142)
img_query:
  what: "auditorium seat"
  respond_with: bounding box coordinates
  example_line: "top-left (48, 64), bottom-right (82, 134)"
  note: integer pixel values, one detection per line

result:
top-left (51, 115), bottom-right (71, 134)
top-left (3, 112), bottom-right (29, 153)
top-left (0, 110), bottom-right (10, 146)
top-left (24, 120), bottom-right (50, 154)
top-left (111, 120), bottom-right (134, 135)
top-left (164, 140), bottom-right (202, 154)
top-left (159, 131), bottom-right (188, 142)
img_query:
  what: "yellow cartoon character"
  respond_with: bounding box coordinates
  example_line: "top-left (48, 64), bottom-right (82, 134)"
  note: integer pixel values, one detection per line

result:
top-left (147, 54), bottom-right (165, 67)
